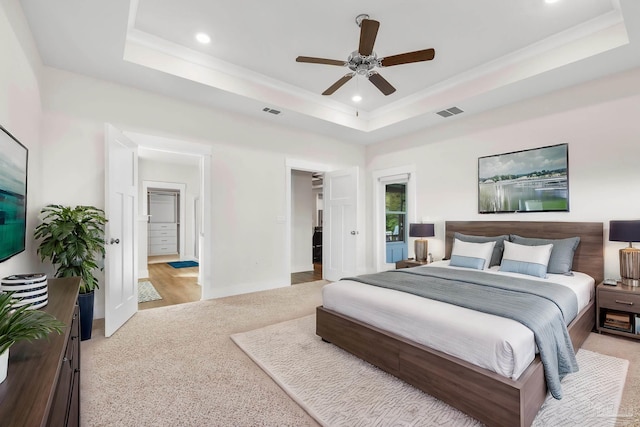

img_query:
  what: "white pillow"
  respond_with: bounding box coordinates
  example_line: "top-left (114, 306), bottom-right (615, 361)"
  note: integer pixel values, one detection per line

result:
top-left (499, 240), bottom-right (553, 278)
top-left (449, 238), bottom-right (496, 270)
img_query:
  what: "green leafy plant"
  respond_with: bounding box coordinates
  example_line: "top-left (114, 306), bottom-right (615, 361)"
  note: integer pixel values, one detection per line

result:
top-left (34, 205), bottom-right (107, 294)
top-left (0, 292), bottom-right (65, 355)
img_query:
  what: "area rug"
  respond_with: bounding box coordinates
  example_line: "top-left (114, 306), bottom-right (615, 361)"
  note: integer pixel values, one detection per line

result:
top-left (231, 315), bottom-right (629, 427)
top-left (138, 280), bottom-right (162, 303)
top-left (167, 260), bottom-right (199, 268)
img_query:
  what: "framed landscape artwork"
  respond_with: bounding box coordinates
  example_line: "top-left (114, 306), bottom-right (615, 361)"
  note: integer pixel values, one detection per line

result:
top-left (0, 125), bottom-right (28, 262)
top-left (478, 143), bottom-right (569, 214)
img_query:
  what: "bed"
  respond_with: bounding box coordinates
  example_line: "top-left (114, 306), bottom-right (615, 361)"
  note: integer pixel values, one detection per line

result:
top-left (316, 221), bottom-right (603, 427)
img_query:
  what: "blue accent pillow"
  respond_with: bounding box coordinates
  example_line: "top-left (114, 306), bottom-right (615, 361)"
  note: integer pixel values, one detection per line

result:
top-left (449, 238), bottom-right (496, 270)
top-left (453, 232), bottom-right (508, 267)
top-left (499, 241), bottom-right (553, 278)
top-left (510, 235), bottom-right (580, 275)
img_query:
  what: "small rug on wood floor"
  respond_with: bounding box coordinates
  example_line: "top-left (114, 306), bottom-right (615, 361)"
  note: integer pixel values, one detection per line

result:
top-left (167, 260), bottom-right (199, 268)
top-left (138, 280), bottom-right (162, 303)
top-left (231, 315), bottom-right (629, 427)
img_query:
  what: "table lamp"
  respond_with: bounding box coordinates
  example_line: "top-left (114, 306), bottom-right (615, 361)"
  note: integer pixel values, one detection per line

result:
top-left (609, 220), bottom-right (640, 286)
top-left (409, 223), bottom-right (435, 262)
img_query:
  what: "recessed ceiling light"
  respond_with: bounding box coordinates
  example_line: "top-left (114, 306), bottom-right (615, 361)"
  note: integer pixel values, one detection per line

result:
top-left (352, 95), bottom-right (362, 103)
top-left (545, 0), bottom-right (560, 4)
top-left (195, 32), bottom-right (211, 44)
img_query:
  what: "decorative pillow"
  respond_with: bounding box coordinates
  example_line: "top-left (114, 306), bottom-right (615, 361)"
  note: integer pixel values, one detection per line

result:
top-left (449, 238), bottom-right (496, 270)
top-left (510, 235), bottom-right (580, 275)
top-left (453, 232), bottom-right (508, 267)
top-left (499, 240), bottom-right (553, 278)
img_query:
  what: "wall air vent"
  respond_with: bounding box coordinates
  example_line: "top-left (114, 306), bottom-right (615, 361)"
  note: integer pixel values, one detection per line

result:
top-left (436, 106), bottom-right (464, 118)
top-left (262, 107), bottom-right (281, 115)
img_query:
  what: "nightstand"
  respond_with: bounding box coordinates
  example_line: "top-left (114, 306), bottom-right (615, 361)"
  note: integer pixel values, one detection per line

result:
top-left (596, 281), bottom-right (640, 340)
top-left (395, 259), bottom-right (429, 269)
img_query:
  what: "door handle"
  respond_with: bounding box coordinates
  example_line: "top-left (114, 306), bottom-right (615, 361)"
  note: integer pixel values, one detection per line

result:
top-left (110, 238), bottom-right (120, 245)
top-left (350, 231), bottom-right (359, 235)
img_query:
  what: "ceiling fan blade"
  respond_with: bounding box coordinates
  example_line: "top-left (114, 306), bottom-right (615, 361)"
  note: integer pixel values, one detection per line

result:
top-left (358, 19), bottom-right (380, 56)
top-left (380, 48), bottom-right (436, 67)
top-left (368, 72), bottom-right (396, 96)
top-left (322, 73), bottom-right (354, 95)
top-left (296, 56), bottom-right (346, 66)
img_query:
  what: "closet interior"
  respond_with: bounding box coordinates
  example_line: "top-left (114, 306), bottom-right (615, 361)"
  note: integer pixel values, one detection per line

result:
top-left (148, 189), bottom-right (180, 256)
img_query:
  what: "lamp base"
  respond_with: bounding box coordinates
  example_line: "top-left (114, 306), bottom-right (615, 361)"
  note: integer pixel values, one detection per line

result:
top-left (620, 278), bottom-right (640, 287)
top-left (415, 239), bottom-right (429, 262)
top-left (620, 247), bottom-right (640, 287)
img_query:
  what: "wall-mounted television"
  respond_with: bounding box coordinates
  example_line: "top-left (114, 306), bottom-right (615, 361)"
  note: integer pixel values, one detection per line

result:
top-left (478, 143), bottom-right (569, 213)
top-left (0, 125), bottom-right (28, 262)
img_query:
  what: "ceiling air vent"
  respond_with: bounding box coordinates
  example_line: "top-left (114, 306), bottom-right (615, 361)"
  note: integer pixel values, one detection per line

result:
top-left (436, 106), bottom-right (464, 118)
top-left (262, 107), bottom-right (281, 115)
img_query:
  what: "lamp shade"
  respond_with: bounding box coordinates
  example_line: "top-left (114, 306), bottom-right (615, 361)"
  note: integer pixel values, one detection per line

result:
top-left (609, 220), bottom-right (640, 243)
top-left (409, 223), bottom-right (435, 238)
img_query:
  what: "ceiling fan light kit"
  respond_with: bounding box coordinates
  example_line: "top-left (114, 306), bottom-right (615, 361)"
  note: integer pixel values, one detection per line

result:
top-left (296, 14), bottom-right (436, 97)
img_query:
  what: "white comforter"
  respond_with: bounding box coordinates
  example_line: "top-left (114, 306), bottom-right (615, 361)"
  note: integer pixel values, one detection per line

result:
top-left (322, 261), bottom-right (594, 380)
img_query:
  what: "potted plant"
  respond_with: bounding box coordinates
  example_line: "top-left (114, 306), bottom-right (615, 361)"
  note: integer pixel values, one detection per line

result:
top-left (0, 292), bottom-right (65, 383)
top-left (34, 205), bottom-right (107, 340)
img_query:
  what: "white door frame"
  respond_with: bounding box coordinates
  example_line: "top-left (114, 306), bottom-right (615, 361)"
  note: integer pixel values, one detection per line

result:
top-left (124, 131), bottom-right (213, 299)
top-left (285, 159), bottom-right (331, 284)
top-left (372, 165), bottom-right (417, 272)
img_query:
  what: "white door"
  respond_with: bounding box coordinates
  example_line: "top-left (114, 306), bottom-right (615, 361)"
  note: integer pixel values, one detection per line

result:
top-left (104, 124), bottom-right (138, 337)
top-left (323, 167), bottom-right (358, 281)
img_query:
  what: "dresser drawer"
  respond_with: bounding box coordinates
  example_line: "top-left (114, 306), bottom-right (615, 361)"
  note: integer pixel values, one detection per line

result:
top-left (149, 236), bottom-right (177, 245)
top-left (598, 290), bottom-right (640, 314)
top-left (149, 229), bottom-right (177, 238)
top-left (149, 223), bottom-right (177, 231)
top-left (149, 244), bottom-right (178, 255)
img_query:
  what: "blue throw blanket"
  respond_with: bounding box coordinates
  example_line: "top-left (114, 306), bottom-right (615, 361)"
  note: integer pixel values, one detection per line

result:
top-left (345, 266), bottom-right (579, 399)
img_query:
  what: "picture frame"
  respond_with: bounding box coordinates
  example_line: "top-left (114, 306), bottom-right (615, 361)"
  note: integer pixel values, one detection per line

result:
top-left (478, 143), bottom-right (568, 214)
top-left (0, 125), bottom-right (28, 262)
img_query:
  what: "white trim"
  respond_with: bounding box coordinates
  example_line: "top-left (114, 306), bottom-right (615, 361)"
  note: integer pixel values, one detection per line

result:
top-left (372, 165), bottom-right (417, 272)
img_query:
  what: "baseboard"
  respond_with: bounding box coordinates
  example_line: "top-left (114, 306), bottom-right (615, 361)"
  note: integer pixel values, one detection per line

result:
top-left (205, 279), bottom-right (289, 299)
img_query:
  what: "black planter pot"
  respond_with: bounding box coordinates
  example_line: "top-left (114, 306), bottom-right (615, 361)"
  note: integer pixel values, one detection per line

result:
top-left (77, 291), bottom-right (95, 341)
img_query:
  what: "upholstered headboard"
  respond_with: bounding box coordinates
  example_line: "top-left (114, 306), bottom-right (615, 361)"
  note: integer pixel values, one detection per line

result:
top-left (445, 221), bottom-right (604, 284)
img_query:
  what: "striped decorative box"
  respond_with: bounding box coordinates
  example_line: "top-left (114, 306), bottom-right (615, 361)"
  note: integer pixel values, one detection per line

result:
top-left (1, 273), bottom-right (48, 310)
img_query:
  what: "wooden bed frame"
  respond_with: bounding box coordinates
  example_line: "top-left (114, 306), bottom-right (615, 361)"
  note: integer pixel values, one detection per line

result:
top-left (316, 221), bottom-right (603, 427)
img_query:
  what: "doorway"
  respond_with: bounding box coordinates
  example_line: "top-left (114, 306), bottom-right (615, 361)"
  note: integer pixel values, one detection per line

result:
top-left (372, 165), bottom-right (417, 272)
top-left (290, 169), bottom-right (323, 284)
top-left (139, 176), bottom-right (200, 310)
top-left (385, 183), bottom-right (408, 263)
top-left (132, 136), bottom-right (212, 309)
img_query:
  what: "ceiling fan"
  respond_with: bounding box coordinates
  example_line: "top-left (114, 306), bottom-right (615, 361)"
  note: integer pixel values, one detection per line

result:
top-left (296, 14), bottom-right (435, 96)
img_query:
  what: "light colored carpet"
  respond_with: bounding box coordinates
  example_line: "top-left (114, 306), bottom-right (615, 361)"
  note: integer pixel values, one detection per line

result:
top-left (137, 280), bottom-right (162, 303)
top-left (232, 315), bottom-right (628, 427)
top-left (81, 280), bottom-right (640, 426)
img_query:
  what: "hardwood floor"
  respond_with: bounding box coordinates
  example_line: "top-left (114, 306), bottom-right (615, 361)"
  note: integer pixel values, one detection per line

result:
top-left (291, 263), bottom-right (323, 285)
top-left (138, 260), bottom-right (201, 310)
top-left (139, 258), bottom-right (320, 310)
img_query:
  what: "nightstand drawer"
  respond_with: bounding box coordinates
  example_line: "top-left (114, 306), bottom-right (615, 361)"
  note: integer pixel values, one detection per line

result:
top-left (598, 290), bottom-right (640, 314)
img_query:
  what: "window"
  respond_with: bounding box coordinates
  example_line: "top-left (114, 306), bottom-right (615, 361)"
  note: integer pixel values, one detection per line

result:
top-left (385, 183), bottom-right (406, 243)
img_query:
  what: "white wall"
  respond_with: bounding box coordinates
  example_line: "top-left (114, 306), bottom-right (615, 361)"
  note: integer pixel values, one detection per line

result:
top-left (291, 170), bottom-right (313, 273)
top-left (6, 0), bottom-right (640, 318)
top-left (0, 0), bottom-right (45, 280)
top-left (366, 67), bottom-right (640, 279)
top-left (36, 67), bottom-right (364, 312)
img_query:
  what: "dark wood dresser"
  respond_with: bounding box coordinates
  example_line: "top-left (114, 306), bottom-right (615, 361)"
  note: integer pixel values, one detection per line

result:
top-left (0, 276), bottom-right (81, 426)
